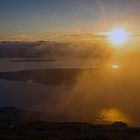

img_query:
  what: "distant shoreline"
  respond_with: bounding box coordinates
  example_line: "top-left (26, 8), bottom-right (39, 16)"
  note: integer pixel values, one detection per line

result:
top-left (0, 68), bottom-right (98, 85)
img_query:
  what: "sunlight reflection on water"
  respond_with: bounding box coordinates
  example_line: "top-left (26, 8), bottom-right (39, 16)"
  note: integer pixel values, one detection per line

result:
top-left (96, 108), bottom-right (130, 124)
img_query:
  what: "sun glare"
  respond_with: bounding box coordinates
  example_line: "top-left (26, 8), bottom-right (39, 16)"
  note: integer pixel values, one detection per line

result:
top-left (98, 108), bottom-right (130, 124)
top-left (112, 64), bottom-right (120, 69)
top-left (108, 28), bottom-right (128, 45)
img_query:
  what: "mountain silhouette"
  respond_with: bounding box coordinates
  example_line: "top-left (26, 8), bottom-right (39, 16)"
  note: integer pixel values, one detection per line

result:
top-left (0, 106), bottom-right (49, 127)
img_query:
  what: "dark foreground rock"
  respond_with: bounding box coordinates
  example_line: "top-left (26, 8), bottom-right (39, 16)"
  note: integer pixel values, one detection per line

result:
top-left (0, 121), bottom-right (140, 140)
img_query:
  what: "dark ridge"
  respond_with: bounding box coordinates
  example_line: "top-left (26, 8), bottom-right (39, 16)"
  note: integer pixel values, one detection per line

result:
top-left (0, 69), bottom-right (99, 85)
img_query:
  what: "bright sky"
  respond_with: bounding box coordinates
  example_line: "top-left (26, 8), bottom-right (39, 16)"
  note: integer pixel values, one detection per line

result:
top-left (0, 0), bottom-right (140, 41)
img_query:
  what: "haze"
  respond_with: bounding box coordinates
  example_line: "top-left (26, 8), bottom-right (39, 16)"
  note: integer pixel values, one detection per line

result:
top-left (0, 0), bottom-right (140, 128)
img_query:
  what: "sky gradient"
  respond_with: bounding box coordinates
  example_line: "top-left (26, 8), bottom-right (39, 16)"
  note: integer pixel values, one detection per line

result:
top-left (0, 0), bottom-right (140, 41)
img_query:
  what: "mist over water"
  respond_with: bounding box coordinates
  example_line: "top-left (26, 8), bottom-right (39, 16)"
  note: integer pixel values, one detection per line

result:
top-left (0, 41), bottom-right (140, 126)
top-left (40, 43), bottom-right (140, 127)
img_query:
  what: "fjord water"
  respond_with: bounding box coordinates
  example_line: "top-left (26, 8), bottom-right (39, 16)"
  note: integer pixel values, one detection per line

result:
top-left (0, 58), bottom-right (100, 72)
top-left (0, 57), bottom-right (140, 127)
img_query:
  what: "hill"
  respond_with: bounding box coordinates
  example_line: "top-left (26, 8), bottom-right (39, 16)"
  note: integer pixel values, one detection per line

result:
top-left (0, 107), bottom-right (139, 139)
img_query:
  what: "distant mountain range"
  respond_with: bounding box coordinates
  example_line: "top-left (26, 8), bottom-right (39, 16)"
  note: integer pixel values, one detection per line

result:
top-left (0, 106), bottom-right (50, 126)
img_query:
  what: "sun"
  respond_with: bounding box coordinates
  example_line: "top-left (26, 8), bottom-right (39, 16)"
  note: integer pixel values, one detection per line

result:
top-left (108, 28), bottom-right (128, 45)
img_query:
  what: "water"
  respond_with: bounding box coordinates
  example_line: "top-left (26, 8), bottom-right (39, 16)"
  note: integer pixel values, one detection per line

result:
top-left (0, 58), bottom-right (100, 72)
top-left (0, 57), bottom-right (139, 126)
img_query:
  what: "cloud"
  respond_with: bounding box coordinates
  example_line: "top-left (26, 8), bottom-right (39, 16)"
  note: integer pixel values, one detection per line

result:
top-left (0, 34), bottom-right (36, 41)
top-left (58, 33), bottom-right (106, 41)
